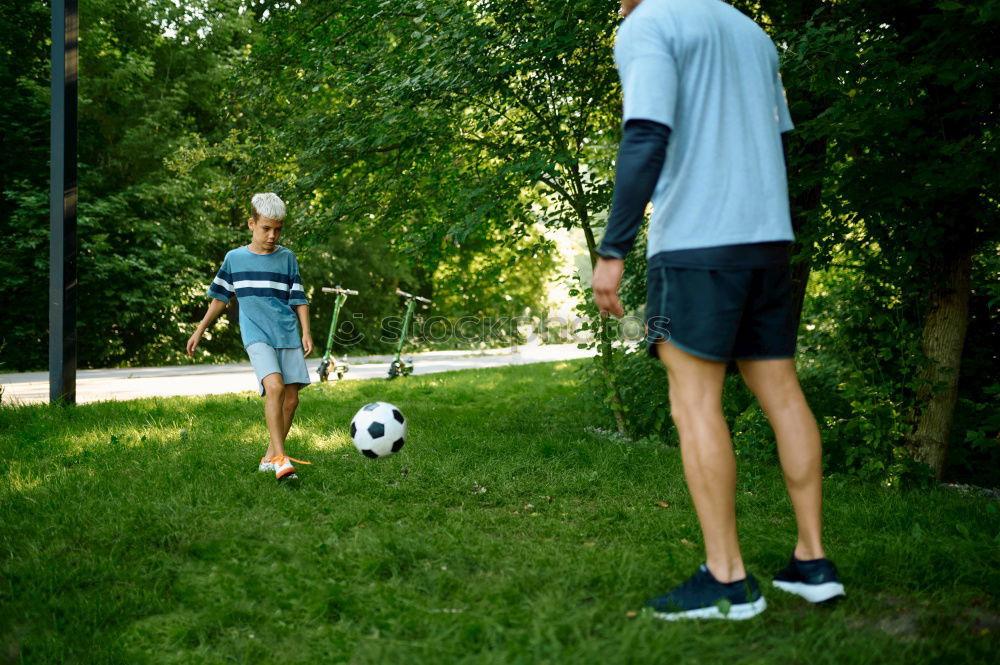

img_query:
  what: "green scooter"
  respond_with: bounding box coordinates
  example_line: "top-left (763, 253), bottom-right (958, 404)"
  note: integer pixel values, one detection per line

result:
top-left (316, 285), bottom-right (358, 382)
top-left (388, 288), bottom-right (431, 379)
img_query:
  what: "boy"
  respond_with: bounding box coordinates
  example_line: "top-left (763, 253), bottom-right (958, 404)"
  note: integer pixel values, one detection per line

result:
top-left (187, 193), bottom-right (315, 481)
top-left (592, 0), bottom-right (844, 619)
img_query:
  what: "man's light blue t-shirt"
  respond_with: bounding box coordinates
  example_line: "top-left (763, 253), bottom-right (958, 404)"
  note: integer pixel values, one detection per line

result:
top-left (615, 0), bottom-right (795, 256)
top-left (207, 245), bottom-right (308, 349)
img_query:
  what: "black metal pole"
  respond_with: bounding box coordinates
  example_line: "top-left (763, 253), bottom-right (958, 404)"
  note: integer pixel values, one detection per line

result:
top-left (49, 0), bottom-right (78, 405)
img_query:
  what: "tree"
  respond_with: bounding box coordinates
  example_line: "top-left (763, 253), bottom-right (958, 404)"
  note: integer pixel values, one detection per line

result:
top-left (235, 0), bottom-right (631, 433)
top-left (1, 0), bottom-right (269, 370)
top-left (788, 0), bottom-right (998, 478)
top-left (0, 1), bottom-right (58, 370)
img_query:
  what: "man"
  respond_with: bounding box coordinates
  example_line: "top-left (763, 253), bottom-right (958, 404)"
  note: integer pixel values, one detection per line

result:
top-left (593, 0), bottom-right (845, 620)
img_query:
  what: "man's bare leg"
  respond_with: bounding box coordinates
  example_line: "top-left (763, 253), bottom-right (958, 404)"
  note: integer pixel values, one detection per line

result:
top-left (657, 340), bottom-right (745, 583)
top-left (737, 358), bottom-right (825, 560)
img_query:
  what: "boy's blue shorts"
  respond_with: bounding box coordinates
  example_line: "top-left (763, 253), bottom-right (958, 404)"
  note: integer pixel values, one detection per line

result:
top-left (645, 263), bottom-right (797, 362)
top-left (246, 343), bottom-right (311, 396)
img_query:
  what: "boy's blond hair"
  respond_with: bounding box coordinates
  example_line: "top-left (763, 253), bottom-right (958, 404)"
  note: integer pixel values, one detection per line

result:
top-left (251, 193), bottom-right (286, 221)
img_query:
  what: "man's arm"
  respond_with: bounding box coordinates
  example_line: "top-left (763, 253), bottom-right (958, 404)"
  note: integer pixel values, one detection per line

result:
top-left (597, 119), bottom-right (671, 260)
top-left (187, 298), bottom-right (228, 356)
top-left (295, 304), bottom-right (314, 356)
top-left (593, 119), bottom-right (671, 317)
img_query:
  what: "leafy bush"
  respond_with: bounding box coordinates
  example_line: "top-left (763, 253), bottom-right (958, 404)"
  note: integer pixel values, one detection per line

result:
top-left (576, 253), bottom-right (955, 486)
top-left (946, 249), bottom-right (1000, 484)
top-left (796, 264), bottom-right (924, 483)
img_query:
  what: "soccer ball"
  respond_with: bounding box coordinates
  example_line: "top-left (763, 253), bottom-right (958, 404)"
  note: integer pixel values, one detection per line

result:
top-left (350, 401), bottom-right (407, 458)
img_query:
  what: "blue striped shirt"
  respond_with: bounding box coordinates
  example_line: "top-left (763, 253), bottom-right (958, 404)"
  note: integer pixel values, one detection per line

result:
top-left (208, 245), bottom-right (308, 349)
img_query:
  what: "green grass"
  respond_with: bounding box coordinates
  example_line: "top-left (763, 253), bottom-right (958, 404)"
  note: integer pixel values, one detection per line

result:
top-left (1, 361), bottom-right (997, 664)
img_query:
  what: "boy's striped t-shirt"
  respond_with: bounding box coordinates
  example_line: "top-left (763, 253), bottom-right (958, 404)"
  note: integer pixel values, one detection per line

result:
top-left (207, 245), bottom-right (308, 349)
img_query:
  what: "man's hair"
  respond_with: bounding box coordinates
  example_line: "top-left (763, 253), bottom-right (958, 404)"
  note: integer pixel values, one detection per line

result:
top-left (251, 193), bottom-right (286, 221)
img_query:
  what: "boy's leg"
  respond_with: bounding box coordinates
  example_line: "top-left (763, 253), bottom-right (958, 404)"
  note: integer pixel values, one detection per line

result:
top-left (282, 383), bottom-right (301, 440)
top-left (737, 358), bottom-right (824, 560)
top-left (262, 373), bottom-right (288, 460)
top-left (656, 340), bottom-right (745, 583)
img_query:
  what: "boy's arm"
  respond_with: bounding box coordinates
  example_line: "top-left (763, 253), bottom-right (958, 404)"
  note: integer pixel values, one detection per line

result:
top-left (186, 298), bottom-right (229, 357)
top-left (295, 304), bottom-right (314, 356)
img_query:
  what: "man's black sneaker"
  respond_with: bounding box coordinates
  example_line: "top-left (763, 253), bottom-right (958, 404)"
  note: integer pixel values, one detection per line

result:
top-left (772, 556), bottom-right (846, 603)
top-left (645, 564), bottom-right (767, 621)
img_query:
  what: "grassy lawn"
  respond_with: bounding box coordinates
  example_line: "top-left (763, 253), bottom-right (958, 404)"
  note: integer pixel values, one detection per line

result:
top-left (1, 361), bottom-right (997, 664)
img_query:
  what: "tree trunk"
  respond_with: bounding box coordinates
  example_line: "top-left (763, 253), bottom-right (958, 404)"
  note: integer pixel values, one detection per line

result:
top-left (905, 249), bottom-right (973, 479)
top-left (579, 213), bottom-right (629, 438)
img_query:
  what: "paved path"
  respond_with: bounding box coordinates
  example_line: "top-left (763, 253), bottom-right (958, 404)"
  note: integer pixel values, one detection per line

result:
top-left (0, 344), bottom-right (592, 405)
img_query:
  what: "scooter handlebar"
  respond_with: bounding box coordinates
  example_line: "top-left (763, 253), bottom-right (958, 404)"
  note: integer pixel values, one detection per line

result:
top-left (395, 288), bottom-right (432, 304)
top-left (322, 286), bottom-right (359, 295)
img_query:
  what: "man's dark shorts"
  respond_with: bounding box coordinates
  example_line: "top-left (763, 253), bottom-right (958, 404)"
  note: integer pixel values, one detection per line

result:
top-left (645, 262), bottom-right (797, 362)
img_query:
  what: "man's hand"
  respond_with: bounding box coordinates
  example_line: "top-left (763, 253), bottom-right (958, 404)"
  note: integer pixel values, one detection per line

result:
top-left (186, 331), bottom-right (202, 357)
top-left (302, 333), bottom-right (314, 357)
top-left (592, 257), bottom-right (625, 318)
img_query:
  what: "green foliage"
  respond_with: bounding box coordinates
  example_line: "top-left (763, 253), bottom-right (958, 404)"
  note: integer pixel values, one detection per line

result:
top-left (432, 227), bottom-right (556, 324)
top-left (950, 389), bottom-right (1000, 487)
top-left (1, 0), bottom-right (257, 370)
top-left (579, 0), bottom-right (999, 484)
top-left (947, 248), bottom-right (1000, 484)
top-left (3, 0), bottom-right (559, 369)
top-left (795, 262), bottom-right (929, 484)
top-left (0, 2), bottom-right (60, 372)
top-left (1, 0), bottom-right (995, 487)
top-left (585, 344), bottom-right (675, 447)
top-left (70, 0), bottom-right (259, 368)
top-left (1, 362), bottom-right (998, 663)
top-left (179, 1), bottom-right (582, 353)
top-left (231, 0), bottom-right (622, 273)
top-left (779, 0), bottom-right (999, 482)
top-left (295, 232), bottom-right (413, 357)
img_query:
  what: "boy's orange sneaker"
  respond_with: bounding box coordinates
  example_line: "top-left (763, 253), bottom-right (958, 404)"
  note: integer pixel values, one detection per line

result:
top-left (270, 455), bottom-right (311, 481)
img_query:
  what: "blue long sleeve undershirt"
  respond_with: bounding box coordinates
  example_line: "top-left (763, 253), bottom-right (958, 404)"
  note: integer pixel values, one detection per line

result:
top-left (596, 119), bottom-right (672, 260)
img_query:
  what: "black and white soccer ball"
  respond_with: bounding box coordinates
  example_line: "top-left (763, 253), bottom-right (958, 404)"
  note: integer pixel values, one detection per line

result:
top-left (350, 401), bottom-right (407, 458)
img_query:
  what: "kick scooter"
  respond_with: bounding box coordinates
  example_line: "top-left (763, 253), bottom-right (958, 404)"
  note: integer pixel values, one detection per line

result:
top-left (388, 288), bottom-right (431, 379)
top-left (316, 285), bottom-right (358, 382)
